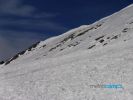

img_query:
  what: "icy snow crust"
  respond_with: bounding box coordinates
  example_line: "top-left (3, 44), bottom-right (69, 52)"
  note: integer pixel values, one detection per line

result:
top-left (0, 4), bottom-right (133, 100)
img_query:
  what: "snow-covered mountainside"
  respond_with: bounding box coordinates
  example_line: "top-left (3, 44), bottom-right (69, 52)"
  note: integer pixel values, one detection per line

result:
top-left (0, 4), bottom-right (133, 100)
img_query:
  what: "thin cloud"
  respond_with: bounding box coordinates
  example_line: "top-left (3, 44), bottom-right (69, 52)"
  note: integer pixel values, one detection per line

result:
top-left (0, 18), bottom-right (68, 32)
top-left (0, 35), bottom-right (17, 61)
top-left (0, 31), bottom-right (47, 61)
top-left (0, 0), bottom-right (34, 17)
top-left (0, 0), bottom-right (56, 18)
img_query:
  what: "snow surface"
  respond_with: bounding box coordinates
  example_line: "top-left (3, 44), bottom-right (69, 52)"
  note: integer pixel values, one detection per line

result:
top-left (0, 4), bottom-right (133, 100)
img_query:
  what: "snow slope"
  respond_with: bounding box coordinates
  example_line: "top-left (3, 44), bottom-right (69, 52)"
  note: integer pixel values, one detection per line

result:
top-left (0, 4), bottom-right (133, 100)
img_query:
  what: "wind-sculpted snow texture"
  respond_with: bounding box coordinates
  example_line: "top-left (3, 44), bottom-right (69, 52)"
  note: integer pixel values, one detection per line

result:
top-left (0, 4), bottom-right (133, 100)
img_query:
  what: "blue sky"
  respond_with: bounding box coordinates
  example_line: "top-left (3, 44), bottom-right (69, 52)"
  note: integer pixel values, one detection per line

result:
top-left (0, 0), bottom-right (133, 61)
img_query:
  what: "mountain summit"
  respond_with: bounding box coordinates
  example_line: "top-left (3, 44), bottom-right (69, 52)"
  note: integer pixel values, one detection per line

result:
top-left (0, 4), bottom-right (133, 100)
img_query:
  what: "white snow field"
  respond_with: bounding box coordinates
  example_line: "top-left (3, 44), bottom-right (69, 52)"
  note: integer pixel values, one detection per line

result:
top-left (0, 4), bottom-right (133, 100)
